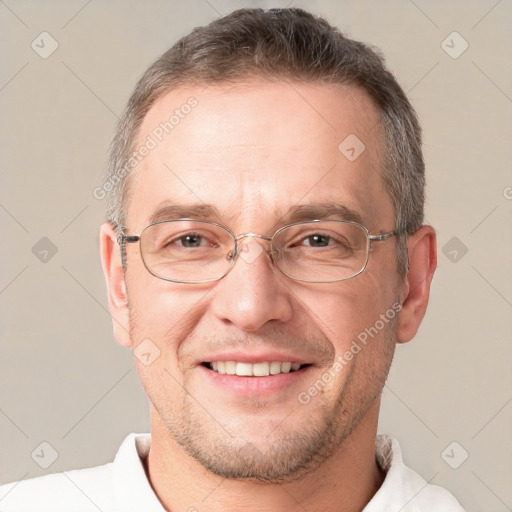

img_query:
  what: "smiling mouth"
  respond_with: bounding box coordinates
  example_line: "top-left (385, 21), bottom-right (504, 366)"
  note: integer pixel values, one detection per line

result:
top-left (202, 361), bottom-right (311, 377)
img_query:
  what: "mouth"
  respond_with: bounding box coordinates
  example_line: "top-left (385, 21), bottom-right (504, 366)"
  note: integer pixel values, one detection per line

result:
top-left (202, 361), bottom-right (311, 377)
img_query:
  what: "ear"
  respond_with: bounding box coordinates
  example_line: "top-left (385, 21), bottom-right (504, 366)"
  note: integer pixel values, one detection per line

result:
top-left (99, 222), bottom-right (132, 347)
top-left (397, 225), bottom-right (437, 344)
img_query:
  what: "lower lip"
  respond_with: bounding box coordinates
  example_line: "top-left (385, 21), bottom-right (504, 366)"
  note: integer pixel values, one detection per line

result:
top-left (198, 364), bottom-right (313, 396)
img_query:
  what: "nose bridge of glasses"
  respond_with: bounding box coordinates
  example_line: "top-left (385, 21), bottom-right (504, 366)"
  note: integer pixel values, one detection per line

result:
top-left (231, 232), bottom-right (273, 257)
top-left (235, 233), bottom-right (273, 243)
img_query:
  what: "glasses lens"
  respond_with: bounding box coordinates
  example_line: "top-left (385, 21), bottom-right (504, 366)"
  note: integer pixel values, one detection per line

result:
top-left (273, 221), bottom-right (369, 282)
top-left (140, 220), bottom-right (235, 283)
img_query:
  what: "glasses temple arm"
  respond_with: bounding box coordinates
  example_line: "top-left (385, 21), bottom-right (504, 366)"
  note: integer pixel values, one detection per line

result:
top-left (368, 231), bottom-right (399, 242)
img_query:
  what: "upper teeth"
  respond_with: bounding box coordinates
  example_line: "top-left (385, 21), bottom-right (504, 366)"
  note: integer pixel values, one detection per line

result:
top-left (210, 361), bottom-right (302, 376)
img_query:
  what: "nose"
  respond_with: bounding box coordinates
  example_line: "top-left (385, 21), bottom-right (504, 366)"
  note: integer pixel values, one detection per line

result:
top-left (210, 237), bottom-right (294, 331)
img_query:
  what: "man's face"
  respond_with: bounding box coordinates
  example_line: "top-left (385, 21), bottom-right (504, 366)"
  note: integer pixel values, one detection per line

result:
top-left (122, 81), bottom-right (402, 481)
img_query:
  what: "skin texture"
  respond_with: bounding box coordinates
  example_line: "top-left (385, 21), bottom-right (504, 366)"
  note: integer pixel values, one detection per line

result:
top-left (100, 80), bottom-right (437, 512)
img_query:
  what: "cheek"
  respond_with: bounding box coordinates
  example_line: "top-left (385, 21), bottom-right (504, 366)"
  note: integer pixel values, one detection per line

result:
top-left (304, 281), bottom-right (396, 352)
top-left (126, 271), bottom-right (209, 363)
top-left (126, 258), bottom-right (176, 323)
top-left (127, 291), bottom-right (194, 410)
top-left (364, 242), bottom-right (402, 293)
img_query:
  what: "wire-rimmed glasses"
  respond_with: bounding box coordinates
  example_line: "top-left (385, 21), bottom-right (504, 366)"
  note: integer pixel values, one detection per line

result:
top-left (120, 218), bottom-right (397, 284)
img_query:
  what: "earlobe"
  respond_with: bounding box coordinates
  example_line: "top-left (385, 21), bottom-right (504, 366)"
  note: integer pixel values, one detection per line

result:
top-left (99, 222), bottom-right (132, 347)
top-left (396, 226), bottom-right (437, 344)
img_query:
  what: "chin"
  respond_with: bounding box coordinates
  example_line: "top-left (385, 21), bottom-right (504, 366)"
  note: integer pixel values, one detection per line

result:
top-left (164, 401), bottom-right (352, 483)
top-left (181, 434), bottom-right (334, 483)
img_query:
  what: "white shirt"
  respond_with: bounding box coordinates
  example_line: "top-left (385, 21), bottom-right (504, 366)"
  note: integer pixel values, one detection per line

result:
top-left (0, 433), bottom-right (464, 511)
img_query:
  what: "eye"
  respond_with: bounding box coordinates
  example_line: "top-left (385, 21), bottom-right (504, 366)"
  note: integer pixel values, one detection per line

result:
top-left (163, 231), bottom-right (219, 250)
top-left (176, 232), bottom-right (205, 248)
top-left (292, 232), bottom-right (352, 250)
top-left (301, 233), bottom-right (335, 248)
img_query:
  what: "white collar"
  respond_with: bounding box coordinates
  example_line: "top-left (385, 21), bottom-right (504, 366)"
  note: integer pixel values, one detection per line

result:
top-left (112, 433), bottom-right (463, 511)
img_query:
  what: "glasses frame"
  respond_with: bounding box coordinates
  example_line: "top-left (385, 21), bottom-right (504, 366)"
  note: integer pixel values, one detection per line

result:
top-left (119, 218), bottom-right (398, 284)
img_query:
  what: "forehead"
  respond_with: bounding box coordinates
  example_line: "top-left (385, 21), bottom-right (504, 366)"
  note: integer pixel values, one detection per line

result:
top-left (125, 80), bottom-right (393, 232)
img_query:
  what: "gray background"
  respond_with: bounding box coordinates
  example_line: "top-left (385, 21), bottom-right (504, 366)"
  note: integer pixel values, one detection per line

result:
top-left (1, 0), bottom-right (511, 510)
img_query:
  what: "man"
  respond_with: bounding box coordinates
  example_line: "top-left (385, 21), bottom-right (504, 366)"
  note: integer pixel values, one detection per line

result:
top-left (0, 7), bottom-right (464, 511)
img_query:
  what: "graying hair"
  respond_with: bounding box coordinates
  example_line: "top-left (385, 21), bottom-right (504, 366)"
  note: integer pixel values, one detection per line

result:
top-left (105, 7), bottom-right (425, 278)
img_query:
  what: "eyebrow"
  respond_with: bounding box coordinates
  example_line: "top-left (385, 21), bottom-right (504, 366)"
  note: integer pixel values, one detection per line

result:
top-left (282, 203), bottom-right (365, 225)
top-left (148, 203), bottom-right (225, 225)
top-left (147, 202), bottom-right (365, 228)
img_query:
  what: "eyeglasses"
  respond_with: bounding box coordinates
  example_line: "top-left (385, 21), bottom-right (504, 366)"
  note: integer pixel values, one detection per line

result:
top-left (120, 218), bottom-right (397, 284)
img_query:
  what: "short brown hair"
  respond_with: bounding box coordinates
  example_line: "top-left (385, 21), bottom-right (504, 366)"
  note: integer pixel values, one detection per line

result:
top-left (105, 7), bottom-right (425, 277)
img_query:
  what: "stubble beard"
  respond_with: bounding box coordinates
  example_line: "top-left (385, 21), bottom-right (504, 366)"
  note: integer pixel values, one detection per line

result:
top-left (132, 318), bottom-right (397, 483)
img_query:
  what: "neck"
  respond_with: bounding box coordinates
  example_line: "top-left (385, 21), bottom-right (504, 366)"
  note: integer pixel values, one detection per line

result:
top-left (145, 402), bottom-right (385, 512)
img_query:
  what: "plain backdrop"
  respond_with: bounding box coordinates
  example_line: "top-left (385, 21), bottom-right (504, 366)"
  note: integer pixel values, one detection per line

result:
top-left (1, 1), bottom-right (511, 511)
